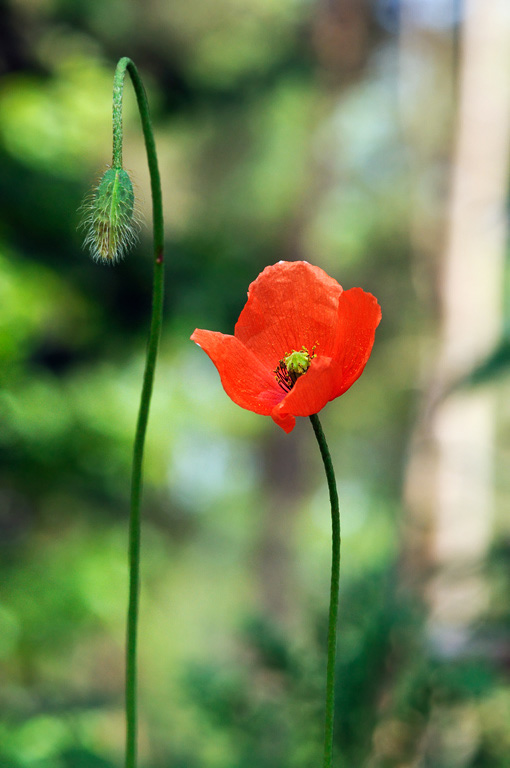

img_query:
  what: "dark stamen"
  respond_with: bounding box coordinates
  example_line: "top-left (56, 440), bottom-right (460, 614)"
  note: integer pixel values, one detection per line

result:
top-left (275, 360), bottom-right (293, 392)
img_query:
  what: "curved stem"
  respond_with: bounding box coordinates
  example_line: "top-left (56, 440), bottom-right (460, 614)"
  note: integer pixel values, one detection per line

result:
top-left (309, 414), bottom-right (341, 768)
top-left (112, 57), bottom-right (165, 768)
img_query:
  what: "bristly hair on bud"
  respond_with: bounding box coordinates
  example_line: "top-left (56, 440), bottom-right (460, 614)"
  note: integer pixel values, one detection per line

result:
top-left (80, 166), bottom-right (140, 264)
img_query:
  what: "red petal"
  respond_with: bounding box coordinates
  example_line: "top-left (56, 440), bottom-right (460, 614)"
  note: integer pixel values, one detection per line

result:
top-left (271, 289), bottom-right (381, 430)
top-left (191, 329), bottom-right (283, 415)
top-left (270, 410), bottom-right (296, 434)
top-left (331, 288), bottom-right (382, 397)
top-left (235, 261), bottom-right (343, 367)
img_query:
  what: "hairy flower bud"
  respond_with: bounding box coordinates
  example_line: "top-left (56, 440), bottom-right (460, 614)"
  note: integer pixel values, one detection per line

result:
top-left (81, 167), bottom-right (139, 264)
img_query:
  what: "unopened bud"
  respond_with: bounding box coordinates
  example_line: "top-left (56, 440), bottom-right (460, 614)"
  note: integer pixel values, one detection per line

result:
top-left (81, 167), bottom-right (138, 264)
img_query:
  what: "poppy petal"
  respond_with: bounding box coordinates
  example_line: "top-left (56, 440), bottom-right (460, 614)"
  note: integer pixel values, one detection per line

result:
top-left (331, 288), bottom-right (382, 397)
top-left (191, 329), bottom-right (284, 415)
top-left (235, 261), bottom-right (343, 367)
top-left (270, 410), bottom-right (296, 434)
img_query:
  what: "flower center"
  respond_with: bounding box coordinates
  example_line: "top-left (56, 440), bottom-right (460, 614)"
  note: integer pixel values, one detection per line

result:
top-left (274, 345), bottom-right (316, 392)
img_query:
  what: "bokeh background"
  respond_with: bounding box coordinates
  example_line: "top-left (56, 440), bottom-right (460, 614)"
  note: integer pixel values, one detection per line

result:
top-left (1, 0), bottom-right (510, 766)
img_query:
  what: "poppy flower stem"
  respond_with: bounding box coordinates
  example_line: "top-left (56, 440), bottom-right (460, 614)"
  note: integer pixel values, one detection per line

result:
top-left (309, 413), bottom-right (340, 768)
top-left (112, 58), bottom-right (165, 768)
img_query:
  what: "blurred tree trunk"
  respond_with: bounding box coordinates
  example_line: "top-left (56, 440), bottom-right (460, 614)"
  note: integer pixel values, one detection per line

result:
top-left (404, 0), bottom-right (510, 634)
top-left (370, 2), bottom-right (510, 764)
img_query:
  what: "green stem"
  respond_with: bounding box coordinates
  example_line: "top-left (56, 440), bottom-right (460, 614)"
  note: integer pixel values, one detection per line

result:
top-left (112, 57), bottom-right (165, 768)
top-left (309, 414), bottom-right (341, 768)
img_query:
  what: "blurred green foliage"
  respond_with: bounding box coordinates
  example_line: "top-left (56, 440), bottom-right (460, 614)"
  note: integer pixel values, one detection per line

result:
top-left (1, 1), bottom-right (510, 767)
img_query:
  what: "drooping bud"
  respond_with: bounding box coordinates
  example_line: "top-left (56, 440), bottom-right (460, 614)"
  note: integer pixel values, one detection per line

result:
top-left (81, 167), bottom-right (139, 264)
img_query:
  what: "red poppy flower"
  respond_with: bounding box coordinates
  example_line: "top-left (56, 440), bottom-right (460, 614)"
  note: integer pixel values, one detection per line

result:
top-left (191, 261), bottom-right (381, 433)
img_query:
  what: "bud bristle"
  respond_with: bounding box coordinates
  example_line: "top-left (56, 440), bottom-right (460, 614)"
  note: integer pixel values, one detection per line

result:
top-left (80, 167), bottom-right (140, 264)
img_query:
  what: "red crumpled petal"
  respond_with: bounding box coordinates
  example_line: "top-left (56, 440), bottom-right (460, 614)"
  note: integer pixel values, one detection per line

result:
top-left (270, 289), bottom-right (381, 430)
top-left (191, 329), bottom-right (284, 415)
top-left (270, 409), bottom-right (296, 434)
top-left (331, 287), bottom-right (382, 397)
top-left (235, 261), bottom-right (343, 367)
